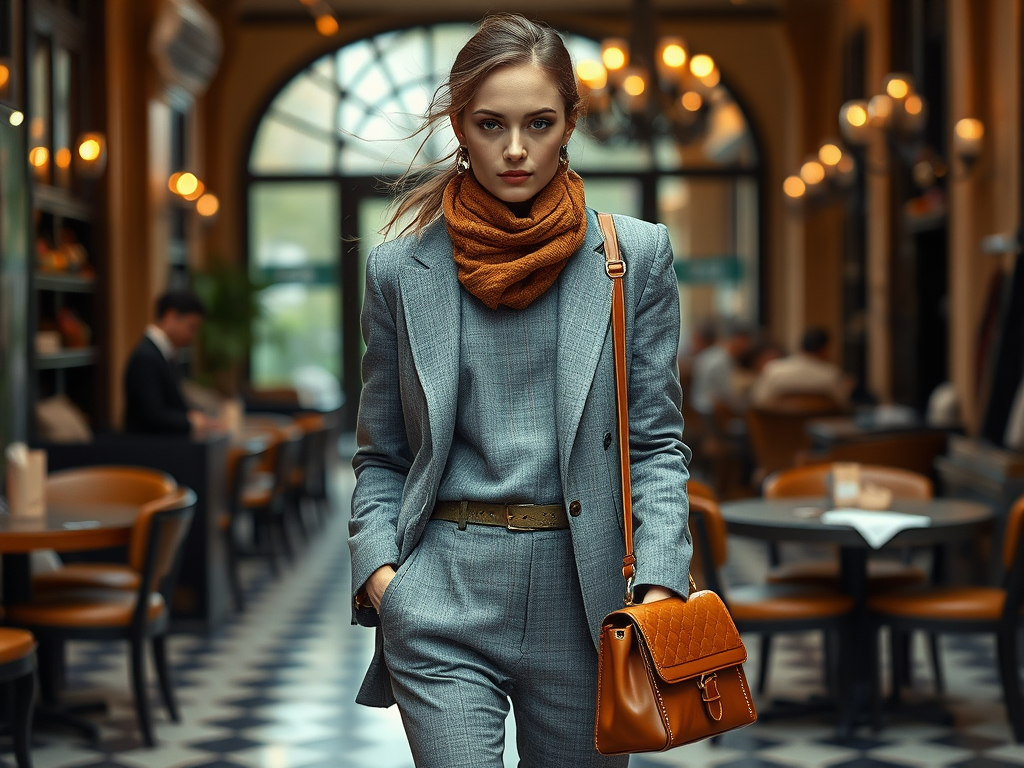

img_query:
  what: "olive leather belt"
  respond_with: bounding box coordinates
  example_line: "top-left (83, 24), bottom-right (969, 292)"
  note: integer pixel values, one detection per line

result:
top-left (431, 501), bottom-right (569, 531)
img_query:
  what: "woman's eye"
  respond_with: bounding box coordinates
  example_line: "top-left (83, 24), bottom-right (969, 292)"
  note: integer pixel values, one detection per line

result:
top-left (530, 119), bottom-right (553, 130)
top-left (479, 120), bottom-right (501, 131)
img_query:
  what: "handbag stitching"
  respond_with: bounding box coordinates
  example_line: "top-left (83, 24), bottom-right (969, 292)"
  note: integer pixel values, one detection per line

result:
top-left (736, 666), bottom-right (755, 720)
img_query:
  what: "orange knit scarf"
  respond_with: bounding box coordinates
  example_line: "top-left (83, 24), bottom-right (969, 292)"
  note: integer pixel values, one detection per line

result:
top-left (442, 169), bottom-right (587, 310)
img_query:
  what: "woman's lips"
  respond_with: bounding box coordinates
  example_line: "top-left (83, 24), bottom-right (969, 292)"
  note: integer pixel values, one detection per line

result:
top-left (499, 171), bottom-right (532, 184)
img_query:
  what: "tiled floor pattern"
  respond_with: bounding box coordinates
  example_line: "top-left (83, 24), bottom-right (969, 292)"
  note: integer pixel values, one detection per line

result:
top-left (4, 468), bottom-right (1024, 768)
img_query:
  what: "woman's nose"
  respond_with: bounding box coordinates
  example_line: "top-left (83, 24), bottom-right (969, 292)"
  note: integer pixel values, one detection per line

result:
top-left (504, 130), bottom-right (526, 161)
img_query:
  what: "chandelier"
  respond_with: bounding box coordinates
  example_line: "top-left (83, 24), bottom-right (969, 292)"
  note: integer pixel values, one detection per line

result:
top-left (574, 0), bottom-right (721, 145)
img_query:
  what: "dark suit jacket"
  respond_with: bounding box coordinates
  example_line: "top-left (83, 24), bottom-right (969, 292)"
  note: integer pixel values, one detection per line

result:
top-left (123, 336), bottom-right (191, 435)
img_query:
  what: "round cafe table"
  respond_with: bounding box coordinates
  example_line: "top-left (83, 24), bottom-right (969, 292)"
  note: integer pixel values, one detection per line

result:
top-left (720, 497), bottom-right (993, 736)
top-left (0, 503), bottom-right (138, 606)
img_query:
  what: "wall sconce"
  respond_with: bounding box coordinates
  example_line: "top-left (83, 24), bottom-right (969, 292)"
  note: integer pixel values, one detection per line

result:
top-left (839, 73), bottom-right (928, 154)
top-left (75, 133), bottom-right (107, 178)
top-left (783, 141), bottom-right (857, 208)
top-left (953, 118), bottom-right (984, 167)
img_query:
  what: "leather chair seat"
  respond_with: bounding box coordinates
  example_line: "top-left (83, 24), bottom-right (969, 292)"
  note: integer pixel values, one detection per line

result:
top-left (7, 589), bottom-right (165, 628)
top-left (729, 584), bottom-right (855, 621)
top-left (0, 628), bottom-right (36, 665)
top-left (767, 560), bottom-right (927, 592)
top-left (33, 564), bottom-right (140, 594)
top-left (242, 472), bottom-right (274, 508)
top-left (868, 586), bottom-right (1006, 622)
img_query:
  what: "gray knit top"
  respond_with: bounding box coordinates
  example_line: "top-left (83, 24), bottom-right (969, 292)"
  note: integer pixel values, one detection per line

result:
top-left (436, 281), bottom-right (563, 505)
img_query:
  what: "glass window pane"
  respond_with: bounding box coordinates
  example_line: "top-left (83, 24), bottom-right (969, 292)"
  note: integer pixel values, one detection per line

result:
top-left (252, 284), bottom-right (340, 386)
top-left (659, 177), bottom-right (758, 342)
top-left (273, 73), bottom-right (336, 133)
top-left (249, 182), bottom-right (339, 270)
top-left (53, 47), bottom-right (71, 188)
top-left (250, 117), bottom-right (334, 174)
top-left (582, 177), bottom-right (642, 219)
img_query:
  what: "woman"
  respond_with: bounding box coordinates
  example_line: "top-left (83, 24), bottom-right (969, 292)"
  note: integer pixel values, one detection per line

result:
top-left (349, 14), bottom-right (691, 767)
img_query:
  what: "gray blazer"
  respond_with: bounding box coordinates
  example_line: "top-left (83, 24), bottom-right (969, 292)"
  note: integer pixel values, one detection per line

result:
top-left (349, 207), bottom-right (692, 707)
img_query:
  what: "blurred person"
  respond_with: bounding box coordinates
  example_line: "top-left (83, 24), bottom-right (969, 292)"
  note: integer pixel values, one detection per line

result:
top-left (750, 326), bottom-right (850, 407)
top-left (348, 14), bottom-right (691, 767)
top-left (677, 317), bottom-right (717, 383)
top-left (690, 319), bottom-right (754, 414)
top-left (732, 338), bottom-right (783, 410)
top-left (123, 289), bottom-right (217, 436)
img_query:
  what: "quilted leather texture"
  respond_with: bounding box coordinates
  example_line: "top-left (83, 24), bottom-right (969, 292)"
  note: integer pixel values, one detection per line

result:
top-left (606, 591), bottom-right (746, 683)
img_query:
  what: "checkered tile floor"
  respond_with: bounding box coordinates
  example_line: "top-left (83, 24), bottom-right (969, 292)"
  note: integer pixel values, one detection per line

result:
top-left (5, 466), bottom-right (1024, 767)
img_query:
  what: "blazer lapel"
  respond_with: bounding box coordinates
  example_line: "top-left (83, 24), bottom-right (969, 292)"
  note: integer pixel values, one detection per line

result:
top-left (556, 209), bottom-right (613, 479)
top-left (399, 224), bottom-right (461, 463)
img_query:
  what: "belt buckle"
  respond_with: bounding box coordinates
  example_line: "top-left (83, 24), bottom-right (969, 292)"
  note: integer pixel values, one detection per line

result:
top-left (505, 505), bottom-right (532, 532)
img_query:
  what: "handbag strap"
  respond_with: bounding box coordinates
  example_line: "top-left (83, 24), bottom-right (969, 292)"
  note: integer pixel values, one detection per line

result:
top-left (597, 213), bottom-right (697, 606)
top-left (597, 213), bottom-right (637, 604)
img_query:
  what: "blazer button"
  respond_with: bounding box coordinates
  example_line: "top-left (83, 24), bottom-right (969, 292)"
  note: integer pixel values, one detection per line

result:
top-left (569, 500), bottom-right (582, 517)
top-left (603, 432), bottom-right (612, 450)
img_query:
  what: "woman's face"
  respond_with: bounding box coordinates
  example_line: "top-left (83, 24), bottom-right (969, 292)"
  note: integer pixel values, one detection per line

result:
top-left (453, 63), bottom-right (574, 207)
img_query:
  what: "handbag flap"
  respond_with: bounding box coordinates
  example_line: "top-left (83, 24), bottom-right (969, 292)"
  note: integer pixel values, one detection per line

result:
top-left (608, 590), bottom-right (747, 684)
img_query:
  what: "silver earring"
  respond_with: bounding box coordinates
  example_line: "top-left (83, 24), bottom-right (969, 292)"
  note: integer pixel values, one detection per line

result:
top-left (456, 146), bottom-right (471, 173)
top-left (559, 145), bottom-right (570, 169)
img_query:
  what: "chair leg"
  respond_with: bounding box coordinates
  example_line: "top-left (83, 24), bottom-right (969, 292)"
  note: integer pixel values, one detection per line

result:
top-left (823, 630), bottom-right (838, 696)
top-left (888, 628), bottom-right (904, 703)
top-left (36, 640), bottom-right (60, 707)
top-left (152, 635), bottom-right (180, 723)
top-left (13, 671), bottom-right (35, 768)
top-left (997, 628), bottom-right (1024, 743)
top-left (223, 527), bottom-right (246, 612)
top-left (130, 637), bottom-right (156, 747)
top-left (758, 634), bottom-right (773, 695)
top-left (928, 633), bottom-right (945, 694)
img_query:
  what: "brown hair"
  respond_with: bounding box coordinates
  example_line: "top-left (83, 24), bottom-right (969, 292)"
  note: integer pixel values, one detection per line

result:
top-left (382, 14), bottom-right (582, 239)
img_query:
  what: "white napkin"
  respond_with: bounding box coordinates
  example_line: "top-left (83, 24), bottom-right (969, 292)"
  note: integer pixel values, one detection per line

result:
top-left (820, 509), bottom-right (930, 549)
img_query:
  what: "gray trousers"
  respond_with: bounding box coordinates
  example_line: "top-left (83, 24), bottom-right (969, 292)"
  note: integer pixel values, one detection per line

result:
top-left (379, 520), bottom-right (629, 768)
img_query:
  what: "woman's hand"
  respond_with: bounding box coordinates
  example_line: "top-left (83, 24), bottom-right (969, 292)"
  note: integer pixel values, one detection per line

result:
top-left (366, 565), bottom-right (397, 612)
top-left (641, 585), bottom-right (675, 604)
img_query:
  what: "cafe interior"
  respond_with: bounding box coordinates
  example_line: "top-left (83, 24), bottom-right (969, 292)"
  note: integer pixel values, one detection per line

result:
top-left (1, 0), bottom-right (1024, 766)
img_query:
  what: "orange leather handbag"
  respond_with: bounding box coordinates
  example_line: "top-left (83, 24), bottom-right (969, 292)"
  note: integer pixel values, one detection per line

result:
top-left (594, 214), bottom-right (757, 756)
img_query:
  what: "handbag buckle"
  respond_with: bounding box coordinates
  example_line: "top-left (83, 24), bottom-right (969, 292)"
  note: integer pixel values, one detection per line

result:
top-left (605, 259), bottom-right (626, 279)
top-left (698, 673), bottom-right (723, 722)
top-left (623, 575), bottom-right (635, 605)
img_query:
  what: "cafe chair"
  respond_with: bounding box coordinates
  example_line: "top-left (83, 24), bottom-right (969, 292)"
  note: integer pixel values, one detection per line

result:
top-left (221, 441), bottom-right (269, 611)
top-left (32, 467), bottom-right (178, 595)
top-left (745, 394), bottom-right (846, 488)
top-left (761, 463), bottom-right (938, 692)
top-left (0, 626), bottom-right (37, 768)
top-left (688, 478), bottom-right (717, 502)
top-left (293, 411), bottom-right (335, 526)
top-left (6, 487), bottom-right (197, 747)
top-left (867, 493), bottom-right (1024, 741)
top-left (800, 430), bottom-right (949, 482)
top-left (688, 495), bottom-right (855, 698)
top-left (242, 424), bottom-right (304, 572)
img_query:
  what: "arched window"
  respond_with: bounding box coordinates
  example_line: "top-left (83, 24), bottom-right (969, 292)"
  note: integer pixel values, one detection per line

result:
top-left (246, 23), bottom-right (761, 424)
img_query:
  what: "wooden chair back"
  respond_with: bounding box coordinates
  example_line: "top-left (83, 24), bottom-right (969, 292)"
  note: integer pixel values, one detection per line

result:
top-left (687, 495), bottom-right (728, 594)
top-left (128, 488), bottom-right (196, 597)
top-left (746, 398), bottom-right (845, 481)
top-left (46, 466), bottom-right (177, 507)
top-left (813, 431), bottom-right (948, 479)
top-left (688, 479), bottom-right (717, 502)
top-left (764, 463), bottom-right (933, 500)
top-left (227, 444), bottom-right (267, 518)
top-left (1003, 494), bottom-right (1024, 573)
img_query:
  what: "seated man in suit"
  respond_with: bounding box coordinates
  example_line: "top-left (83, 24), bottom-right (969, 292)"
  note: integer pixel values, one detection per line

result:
top-left (123, 289), bottom-right (213, 435)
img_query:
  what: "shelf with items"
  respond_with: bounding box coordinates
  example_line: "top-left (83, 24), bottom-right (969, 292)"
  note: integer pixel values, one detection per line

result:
top-left (36, 347), bottom-right (96, 370)
top-left (34, 271), bottom-right (95, 293)
top-left (33, 184), bottom-right (93, 221)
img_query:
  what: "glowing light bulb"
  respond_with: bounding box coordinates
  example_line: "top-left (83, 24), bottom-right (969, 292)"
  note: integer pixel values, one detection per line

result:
top-left (174, 172), bottom-right (199, 197)
top-left (690, 54), bottom-right (715, 79)
top-left (845, 104), bottom-right (867, 127)
top-left (602, 44), bottom-right (627, 71)
top-left (818, 144), bottom-right (842, 166)
top-left (681, 92), bottom-right (703, 112)
top-left (315, 14), bottom-right (338, 36)
top-left (623, 75), bottom-right (646, 96)
top-left (886, 78), bottom-right (909, 99)
top-left (905, 95), bottom-right (923, 115)
top-left (196, 193), bottom-right (220, 217)
top-left (79, 138), bottom-right (101, 161)
top-left (662, 44), bottom-right (687, 69)
top-left (9, 111), bottom-right (24, 126)
top-left (28, 147), bottom-right (48, 167)
top-left (576, 60), bottom-right (608, 90)
top-left (783, 176), bottom-right (806, 198)
top-left (800, 160), bottom-right (825, 185)
top-left (55, 148), bottom-right (71, 169)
